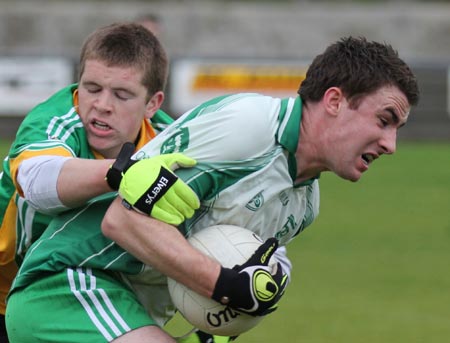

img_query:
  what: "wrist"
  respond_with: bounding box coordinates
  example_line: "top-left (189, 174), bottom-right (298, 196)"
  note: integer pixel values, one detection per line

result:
top-left (105, 142), bottom-right (136, 191)
top-left (105, 163), bottom-right (123, 190)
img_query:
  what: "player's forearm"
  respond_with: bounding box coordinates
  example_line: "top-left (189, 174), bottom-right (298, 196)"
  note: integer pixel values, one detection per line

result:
top-left (57, 158), bottom-right (114, 207)
top-left (18, 156), bottom-right (115, 213)
top-left (101, 198), bottom-right (220, 297)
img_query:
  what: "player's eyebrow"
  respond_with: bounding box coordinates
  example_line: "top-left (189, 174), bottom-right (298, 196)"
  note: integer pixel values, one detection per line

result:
top-left (81, 80), bottom-right (99, 87)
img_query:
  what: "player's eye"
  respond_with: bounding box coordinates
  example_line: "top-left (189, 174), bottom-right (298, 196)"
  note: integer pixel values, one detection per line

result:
top-left (83, 84), bottom-right (101, 94)
top-left (379, 116), bottom-right (389, 127)
top-left (115, 91), bottom-right (133, 101)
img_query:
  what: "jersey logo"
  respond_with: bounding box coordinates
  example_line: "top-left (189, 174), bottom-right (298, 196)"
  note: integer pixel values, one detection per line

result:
top-left (160, 128), bottom-right (189, 153)
top-left (275, 214), bottom-right (298, 240)
top-left (245, 191), bottom-right (264, 211)
top-left (278, 190), bottom-right (289, 206)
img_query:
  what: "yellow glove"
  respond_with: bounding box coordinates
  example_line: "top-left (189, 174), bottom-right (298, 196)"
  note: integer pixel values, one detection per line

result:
top-left (119, 153), bottom-right (200, 225)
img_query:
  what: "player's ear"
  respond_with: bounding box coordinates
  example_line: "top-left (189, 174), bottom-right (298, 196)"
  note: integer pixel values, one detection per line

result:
top-left (323, 87), bottom-right (343, 116)
top-left (145, 91), bottom-right (164, 119)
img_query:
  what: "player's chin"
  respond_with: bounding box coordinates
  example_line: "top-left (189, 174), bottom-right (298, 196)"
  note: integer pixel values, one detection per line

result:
top-left (337, 168), bottom-right (363, 182)
top-left (87, 136), bottom-right (107, 151)
top-left (87, 135), bottom-right (117, 157)
top-left (347, 175), bottom-right (361, 182)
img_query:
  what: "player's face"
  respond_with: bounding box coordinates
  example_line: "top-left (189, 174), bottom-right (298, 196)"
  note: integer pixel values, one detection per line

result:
top-left (78, 59), bottom-right (158, 159)
top-left (329, 85), bottom-right (410, 181)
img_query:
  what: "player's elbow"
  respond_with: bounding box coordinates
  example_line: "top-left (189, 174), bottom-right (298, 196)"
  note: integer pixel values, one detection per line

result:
top-left (101, 212), bottom-right (116, 239)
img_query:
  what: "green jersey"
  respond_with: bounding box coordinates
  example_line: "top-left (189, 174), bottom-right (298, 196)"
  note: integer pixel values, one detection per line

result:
top-left (0, 84), bottom-right (172, 313)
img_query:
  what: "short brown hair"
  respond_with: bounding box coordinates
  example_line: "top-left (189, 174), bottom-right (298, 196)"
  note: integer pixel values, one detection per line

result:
top-left (78, 22), bottom-right (168, 96)
top-left (298, 36), bottom-right (419, 108)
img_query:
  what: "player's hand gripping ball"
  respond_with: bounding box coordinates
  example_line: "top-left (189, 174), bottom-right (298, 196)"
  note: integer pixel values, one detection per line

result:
top-left (212, 237), bottom-right (288, 316)
top-left (168, 225), bottom-right (284, 336)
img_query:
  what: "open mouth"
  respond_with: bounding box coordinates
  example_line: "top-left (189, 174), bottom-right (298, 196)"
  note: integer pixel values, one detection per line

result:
top-left (362, 153), bottom-right (376, 165)
top-left (92, 119), bottom-right (111, 131)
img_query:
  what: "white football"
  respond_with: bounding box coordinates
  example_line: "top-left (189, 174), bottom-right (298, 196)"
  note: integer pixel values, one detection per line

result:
top-left (167, 224), bottom-right (276, 336)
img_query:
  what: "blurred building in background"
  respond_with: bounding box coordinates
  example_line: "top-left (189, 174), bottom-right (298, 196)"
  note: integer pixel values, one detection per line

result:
top-left (0, 0), bottom-right (449, 140)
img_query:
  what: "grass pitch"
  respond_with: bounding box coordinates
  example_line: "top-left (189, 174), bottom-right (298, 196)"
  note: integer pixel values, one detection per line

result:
top-left (1, 140), bottom-right (449, 342)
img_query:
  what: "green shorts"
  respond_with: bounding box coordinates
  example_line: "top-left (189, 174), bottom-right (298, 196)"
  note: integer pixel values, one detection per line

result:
top-left (6, 267), bottom-right (156, 343)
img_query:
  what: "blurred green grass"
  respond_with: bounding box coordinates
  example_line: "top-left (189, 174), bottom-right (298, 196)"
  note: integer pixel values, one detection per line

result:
top-left (1, 140), bottom-right (449, 342)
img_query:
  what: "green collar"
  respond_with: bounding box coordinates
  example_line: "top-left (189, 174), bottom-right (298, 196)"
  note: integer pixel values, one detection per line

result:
top-left (277, 97), bottom-right (319, 187)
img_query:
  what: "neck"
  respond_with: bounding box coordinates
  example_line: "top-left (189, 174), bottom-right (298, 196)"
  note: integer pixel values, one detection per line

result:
top-left (294, 103), bottom-right (327, 182)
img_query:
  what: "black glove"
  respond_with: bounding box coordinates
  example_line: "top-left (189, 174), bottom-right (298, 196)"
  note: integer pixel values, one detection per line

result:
top-left (191, 330), bottom-right (235, 342)
top-left (211, 238), bottom-right (288, 316)
top-left (105, 142), bottom-right (137, 190)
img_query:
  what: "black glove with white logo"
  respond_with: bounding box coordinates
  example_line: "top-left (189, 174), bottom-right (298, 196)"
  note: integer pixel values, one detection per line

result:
top-left (212, 238), bottom-right (288, 316)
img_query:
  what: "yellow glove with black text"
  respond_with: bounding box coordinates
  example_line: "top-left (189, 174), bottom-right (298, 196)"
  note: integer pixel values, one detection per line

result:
top-left (106, 143), bottom-right (200, 225)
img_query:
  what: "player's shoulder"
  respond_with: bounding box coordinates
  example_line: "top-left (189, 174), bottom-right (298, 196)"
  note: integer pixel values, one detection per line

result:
top-left (198, 93), bottom-right (283, 159)
top-left (201, 93), bottom-right (281, 134)
top-left (215, 93), bottom-right (281, 116)
top-left (11, 84), bottom-right (83, 156)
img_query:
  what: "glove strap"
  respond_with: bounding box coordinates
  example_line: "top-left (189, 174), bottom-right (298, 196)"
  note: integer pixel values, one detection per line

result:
top-left (106, 142), bottom-right (135, 190)
top-left (106, 167), bottom-right (122, 191)
top-left (131, 167), bottom-right (178, 213)
top-left (211, 267), bottom-right (238, 305)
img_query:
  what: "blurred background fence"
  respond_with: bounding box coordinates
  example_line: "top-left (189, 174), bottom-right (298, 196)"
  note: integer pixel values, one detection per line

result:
top-left (0, 0), bottom-right (449, 140)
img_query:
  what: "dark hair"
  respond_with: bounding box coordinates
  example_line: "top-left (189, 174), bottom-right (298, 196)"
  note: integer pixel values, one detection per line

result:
top-left (298, 36), bottom-right (419, 108)
top-left (78, 22), bottom-right (168, 97)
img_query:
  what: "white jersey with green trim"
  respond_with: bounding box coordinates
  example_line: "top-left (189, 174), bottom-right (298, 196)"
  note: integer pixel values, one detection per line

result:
top-left (135, 93), bottom-right (320, 245)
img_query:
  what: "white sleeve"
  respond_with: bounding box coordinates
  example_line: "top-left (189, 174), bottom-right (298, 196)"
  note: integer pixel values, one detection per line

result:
top-left (17, 155), bottom-right (72, 214)
top-left (274, 245), bottom-right (292, 283)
